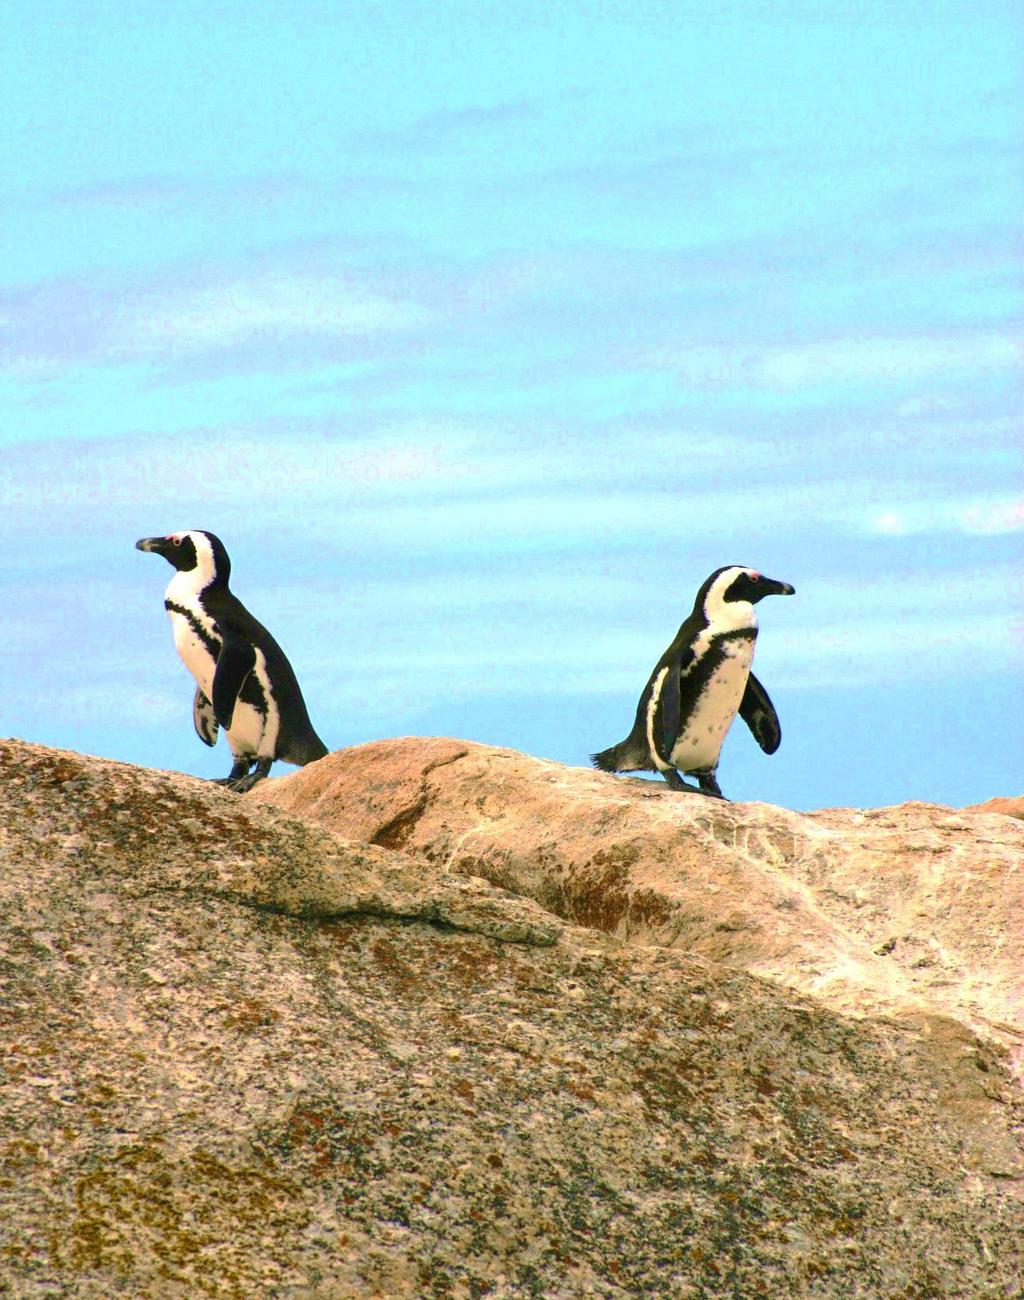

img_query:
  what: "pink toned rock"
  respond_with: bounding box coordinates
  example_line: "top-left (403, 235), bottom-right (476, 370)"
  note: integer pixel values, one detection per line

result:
top-left (3, 737), bottom-right (1023, 1298)
top-left (964, 794), bottom-right (1024, 820)
top-left (252, 739), bottom-right (1024, 1053)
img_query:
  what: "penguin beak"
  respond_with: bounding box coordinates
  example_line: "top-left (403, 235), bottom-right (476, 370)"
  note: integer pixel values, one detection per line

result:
top-left (757, 575), bottom-right (796, 598)
top-left (136, 536), bottom-right (169, 555)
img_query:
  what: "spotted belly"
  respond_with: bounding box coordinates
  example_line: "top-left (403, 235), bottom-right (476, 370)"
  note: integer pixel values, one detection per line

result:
top-left (238, 649), bottom-right (279, 759)
top-left (166, 605), bottom-right (276, 760)
top-left (669, 641), bottom-right (754, 773)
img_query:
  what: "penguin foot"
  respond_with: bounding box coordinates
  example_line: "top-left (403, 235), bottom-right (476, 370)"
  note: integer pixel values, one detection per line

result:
top-left (225, 775), bottom-right (261, 794)
top-left (224, 757), bottom-right (273, 794)
top-left (696, 771), bottom-right (727, 800)
top-left (213, 758), bottom-right (254, 787)
top-left (662, 770), bottom-right (702, 794)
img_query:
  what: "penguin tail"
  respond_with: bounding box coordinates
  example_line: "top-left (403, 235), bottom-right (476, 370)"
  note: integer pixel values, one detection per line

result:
top-left (284, 731), bottom-right (330, 767)
top-left (591, 737), bottom-right (653, 774)
top-left (591, 743), bottom-right (620, 772)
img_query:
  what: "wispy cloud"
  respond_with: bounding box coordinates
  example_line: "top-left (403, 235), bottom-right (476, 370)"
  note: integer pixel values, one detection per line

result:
top-left (0, 264), bottom-right (436, 377)
top-left (4, 414), bottom-right (1020, 554)
top-left (769, 616), bottom-right (1023, 690)
top-left (127, 275), bottom-right (434, 349)
top-left (354, 99), bottom-right (542, 154)
top-left (863, 496), bottom-right (1024, 537)
top-left (638, 333), bottom-right (1022, 391)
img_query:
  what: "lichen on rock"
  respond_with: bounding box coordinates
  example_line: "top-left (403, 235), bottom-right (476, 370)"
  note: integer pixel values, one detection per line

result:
top-left (2, 737), bottom-right (1022, 1299)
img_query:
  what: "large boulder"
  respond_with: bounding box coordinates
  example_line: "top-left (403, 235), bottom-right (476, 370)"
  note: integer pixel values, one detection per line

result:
top-left (251, 738), bottom-right (1024, 1051)
top-left (2, 737), bottom-right (1022, 1299)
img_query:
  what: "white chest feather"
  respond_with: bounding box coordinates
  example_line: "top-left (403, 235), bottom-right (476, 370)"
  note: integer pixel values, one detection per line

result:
top-left (163, 574), bottom-right (277, 760)
top-left (165, 591), bottom-right (219, 696)
top-left (670, 636), bottom-right (755, 772)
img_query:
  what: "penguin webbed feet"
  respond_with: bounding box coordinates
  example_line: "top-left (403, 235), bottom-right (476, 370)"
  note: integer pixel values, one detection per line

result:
top-left (696, 770), bottom-right (727, 800)
top-left (661, 769), bottom-right (701, 795)
top-left (226, 769), bottom-right (269, 794)
top-left (662, 768), bottom-right (728, 800)
top-left (213, 756), bottom-right (273, 794)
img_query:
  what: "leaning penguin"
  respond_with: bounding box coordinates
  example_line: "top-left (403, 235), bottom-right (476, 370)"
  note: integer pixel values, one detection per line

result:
top-left (592, 566), bottom-right (794, 799)
top-left (136, 530), bottom-right (328, 792)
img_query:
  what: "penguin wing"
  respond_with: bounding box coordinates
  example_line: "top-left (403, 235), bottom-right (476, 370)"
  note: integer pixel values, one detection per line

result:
top-left (659, 646), bottom-right (695, 756)
top-left (212, 636), bottom-right (257, 730)
top-left (192, 686), bottom-right (219, 747)
top-left (739, 671), bottom-right (782, 754)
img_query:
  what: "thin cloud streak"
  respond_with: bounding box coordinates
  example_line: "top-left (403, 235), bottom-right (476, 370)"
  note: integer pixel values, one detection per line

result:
top-left (3, 417), bottom-right (1020, 566)
top-left (353, 99), bottom-right (543, 153)
top-left (639, 333), bottom-right (1023, 390)
top-left (3, 185), bottom-right (1020, 403)
top-left (0, 270), bottom-right (436, 375)
top-left (127, 276), bottom-right (435, 350)
top-left (866, 498), bottom-right (1024, 537)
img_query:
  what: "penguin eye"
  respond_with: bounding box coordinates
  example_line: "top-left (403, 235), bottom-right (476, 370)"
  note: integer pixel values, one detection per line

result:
top-left (172, 537), bottom-right (182, 547)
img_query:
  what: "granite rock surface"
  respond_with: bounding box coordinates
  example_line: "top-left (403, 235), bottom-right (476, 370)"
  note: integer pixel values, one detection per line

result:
top-left (2, 737), bottom-right (1022, 1299)
top-left (252, 739), bottom-right (1024, 1055)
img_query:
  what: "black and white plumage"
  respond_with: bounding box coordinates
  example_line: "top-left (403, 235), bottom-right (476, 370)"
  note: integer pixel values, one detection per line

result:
top-left (136, 530), bottom-right (328, 792)
top-left (592, 566), bottom-right (795, 799)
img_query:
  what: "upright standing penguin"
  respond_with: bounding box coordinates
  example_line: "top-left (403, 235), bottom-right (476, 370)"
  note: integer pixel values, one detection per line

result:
top-left (136, 530), bottom-right (328, 792)
top-left (592, 566), bottom-right (794, 799)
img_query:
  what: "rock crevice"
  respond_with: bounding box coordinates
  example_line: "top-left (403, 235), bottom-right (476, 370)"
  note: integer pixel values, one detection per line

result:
top-left (368, 743), bottom-right (471, 852)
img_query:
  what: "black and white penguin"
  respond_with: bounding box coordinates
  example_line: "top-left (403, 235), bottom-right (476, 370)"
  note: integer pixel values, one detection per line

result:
top-left (136, 530), bottom-right (328, 792)
top-left (592, 566), bottom-right (794, 799)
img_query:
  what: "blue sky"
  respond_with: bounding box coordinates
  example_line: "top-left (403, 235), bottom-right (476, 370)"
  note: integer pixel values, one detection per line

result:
top-left (2, 0), bottom-right (1020, 809)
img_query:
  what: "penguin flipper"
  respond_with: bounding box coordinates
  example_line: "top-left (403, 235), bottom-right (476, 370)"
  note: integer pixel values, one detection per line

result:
top-left (739, 671), bottom-right (781, 754)
top-left (192, 686), bottom-right (219, 747)
top-left (659, 646), bottom-right (693, 759)
top-left (212, 638), bottom-right (256, 730)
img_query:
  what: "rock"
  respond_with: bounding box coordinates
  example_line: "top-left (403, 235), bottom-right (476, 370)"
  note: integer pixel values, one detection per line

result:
top-left (2, 737), bottom-right (1023, 1299)
top-left (964, 795), bottom-right (1024, 821)
top-left (251, 739), bottom-right (1024, 1053)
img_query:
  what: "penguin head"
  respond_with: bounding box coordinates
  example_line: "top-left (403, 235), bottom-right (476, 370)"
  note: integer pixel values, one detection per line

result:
top-left (135, 530), bottom-right (231, 587)
top-left (699, 566), bottom-right (795, 627)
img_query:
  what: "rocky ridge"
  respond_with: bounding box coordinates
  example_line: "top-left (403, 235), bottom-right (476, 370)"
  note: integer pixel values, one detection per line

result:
top-left (1, 736), bottom-right (1022, 1299)
top-left (252, 738), bottom-right (1024, 1058)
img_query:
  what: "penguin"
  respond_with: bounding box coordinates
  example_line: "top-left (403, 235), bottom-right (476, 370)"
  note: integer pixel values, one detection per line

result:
top-left (591, 566), bottom-right (794, 799)
top-left (136, 530), bottom-right (328, 792)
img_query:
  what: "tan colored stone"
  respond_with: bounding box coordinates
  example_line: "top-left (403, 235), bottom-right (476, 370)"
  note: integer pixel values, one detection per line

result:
top-left (964, 794), bottom-right (1024, 820)
top-left (1, 737), bottom-right (1022, 1300)
top-left (252, 740), bottom-right (1024, 1055)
